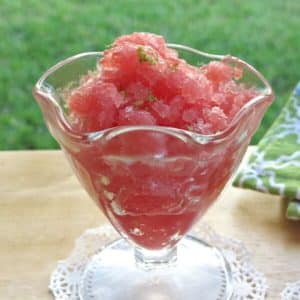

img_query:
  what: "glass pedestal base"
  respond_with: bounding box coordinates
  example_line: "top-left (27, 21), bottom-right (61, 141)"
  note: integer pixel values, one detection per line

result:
top-left (79, 236), bottom-right (233, 300)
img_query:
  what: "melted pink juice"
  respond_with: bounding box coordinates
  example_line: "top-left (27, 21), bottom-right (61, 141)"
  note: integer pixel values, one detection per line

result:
top-left (66, 32), bottom-right (257, 250)
top-left (70, 134), bottom-right (239, 250)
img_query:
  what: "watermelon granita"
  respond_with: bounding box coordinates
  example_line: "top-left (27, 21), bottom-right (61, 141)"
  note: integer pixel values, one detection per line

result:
top-left (64, 32), bottom-right (261, 250)
top-left (68, 32), bottom-right (257, 134)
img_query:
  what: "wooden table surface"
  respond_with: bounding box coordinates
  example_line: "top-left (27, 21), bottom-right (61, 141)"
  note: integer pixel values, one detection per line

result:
top-left (0, 148), bottom-right (299, 299)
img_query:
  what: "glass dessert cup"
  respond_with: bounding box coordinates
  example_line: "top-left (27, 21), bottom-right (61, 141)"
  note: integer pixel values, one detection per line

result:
top-left (33, 45), bottom-right (273, 300)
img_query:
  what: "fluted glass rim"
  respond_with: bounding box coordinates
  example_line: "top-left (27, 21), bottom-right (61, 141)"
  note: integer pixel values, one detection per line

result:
top-left (33, 44), bottom-right (274, 144)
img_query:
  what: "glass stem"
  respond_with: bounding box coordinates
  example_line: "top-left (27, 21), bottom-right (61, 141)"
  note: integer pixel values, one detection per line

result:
top-left (134, 246), bottom-right (178, 270)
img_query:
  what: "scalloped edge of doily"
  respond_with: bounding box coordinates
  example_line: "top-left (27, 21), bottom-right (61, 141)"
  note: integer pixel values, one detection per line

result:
top-left (281, 280), bottom-right (300, 300)
top-left (49, 223), bottom-right (268, 300)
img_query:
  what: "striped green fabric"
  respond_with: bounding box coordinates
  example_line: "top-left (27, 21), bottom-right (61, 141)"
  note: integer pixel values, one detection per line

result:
top-left (234, 82), bottom-right (300, 220)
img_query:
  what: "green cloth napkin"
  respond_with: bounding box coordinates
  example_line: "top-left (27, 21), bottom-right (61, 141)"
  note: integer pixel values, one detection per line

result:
top-left (234, 82), bottom-right (300, 220)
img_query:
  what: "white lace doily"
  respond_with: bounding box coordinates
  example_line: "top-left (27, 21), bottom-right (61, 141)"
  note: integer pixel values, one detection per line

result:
top-left (49, 223), bottom-right (267, 300)
top-left (281, 281), bottom-right (300, 300)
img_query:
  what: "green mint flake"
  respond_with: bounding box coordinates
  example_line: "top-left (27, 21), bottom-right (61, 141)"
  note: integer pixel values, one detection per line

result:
top-left (147, 94), bottom-right (158, 102)
top-left (170, 62), bottom-right (179, 71)
top-left (120, 90), bottom-right (128, 97)
top-left (134, 99), bottom-right (144, 107)
top-left (137, 47), bottom-right (157, 65)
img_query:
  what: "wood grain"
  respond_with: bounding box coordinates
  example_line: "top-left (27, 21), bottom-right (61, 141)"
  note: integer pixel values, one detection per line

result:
top-left (0, 149), bottom-right (299, 299)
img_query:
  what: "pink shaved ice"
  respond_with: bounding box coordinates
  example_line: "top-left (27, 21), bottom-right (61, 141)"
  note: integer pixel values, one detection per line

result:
top-left (67, 32), bottom-right (258, 134)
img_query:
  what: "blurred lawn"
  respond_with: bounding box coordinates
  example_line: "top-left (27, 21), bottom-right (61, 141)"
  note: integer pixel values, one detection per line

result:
top-left (1, 0), bottom-right (299, 149)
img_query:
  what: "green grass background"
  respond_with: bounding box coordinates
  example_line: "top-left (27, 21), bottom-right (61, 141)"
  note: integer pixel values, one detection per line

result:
top-left (1, 0), bottom-right (299, 149)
